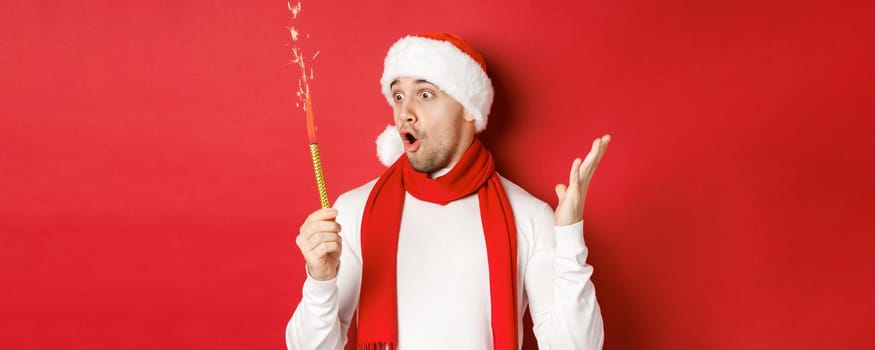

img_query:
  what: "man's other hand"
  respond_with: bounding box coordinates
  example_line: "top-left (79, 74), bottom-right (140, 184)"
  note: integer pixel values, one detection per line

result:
top-left (554, 134), bottom-right (611, 226)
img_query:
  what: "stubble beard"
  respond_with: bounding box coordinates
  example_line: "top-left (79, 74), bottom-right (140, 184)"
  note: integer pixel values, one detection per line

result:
top-left (406, 136), bottom-right (453, 174)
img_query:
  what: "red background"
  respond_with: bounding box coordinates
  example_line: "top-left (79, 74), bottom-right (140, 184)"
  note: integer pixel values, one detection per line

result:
top-left (2, 0), bottom-right (873, 349)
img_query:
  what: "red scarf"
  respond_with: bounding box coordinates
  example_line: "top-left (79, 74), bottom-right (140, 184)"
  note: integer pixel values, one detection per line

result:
top-left (349, 138), bottom-right (519, 349)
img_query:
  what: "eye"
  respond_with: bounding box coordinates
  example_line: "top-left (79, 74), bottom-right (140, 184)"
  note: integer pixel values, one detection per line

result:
top-left (393, 92), bottom-right (403, 101)
top-left (420, 91), bottom-right (434, 99)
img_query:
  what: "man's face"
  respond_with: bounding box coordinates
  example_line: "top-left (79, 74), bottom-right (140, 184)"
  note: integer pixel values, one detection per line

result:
top-left (390, 77), bottom-right (474, 173)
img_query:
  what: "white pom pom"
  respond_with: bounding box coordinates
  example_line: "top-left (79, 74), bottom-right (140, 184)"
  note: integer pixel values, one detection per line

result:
top-left (375, 125), bottom-right (404, 167)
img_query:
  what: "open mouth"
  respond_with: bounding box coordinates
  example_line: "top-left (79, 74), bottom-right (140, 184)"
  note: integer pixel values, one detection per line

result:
top-left (403, 132), bottom-right (417, 144)
top-left (401, 130), bottom-right (421, 152)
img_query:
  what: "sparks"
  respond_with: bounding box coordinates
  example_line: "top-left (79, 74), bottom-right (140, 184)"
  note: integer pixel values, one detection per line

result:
top-left (288, 1), bottom-right (318, 143)
top-left (290, 27), bottom-right (299, 41)
top-left (289, 2), bottom-right (301, 18)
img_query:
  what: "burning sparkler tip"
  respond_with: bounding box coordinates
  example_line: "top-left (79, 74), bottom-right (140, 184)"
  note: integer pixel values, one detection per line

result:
top-left (290, 2), bottom-right (302, 18)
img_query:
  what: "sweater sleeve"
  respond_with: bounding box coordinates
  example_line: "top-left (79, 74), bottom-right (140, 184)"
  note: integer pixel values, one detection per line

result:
top-left (286, 194), bottom-right (364, 350)
top-left (524, 204), bottom-right (604, 349)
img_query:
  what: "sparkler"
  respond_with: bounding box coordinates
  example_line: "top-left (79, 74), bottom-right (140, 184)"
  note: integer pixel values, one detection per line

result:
top-left (289, 1), bottom-right (329, 208)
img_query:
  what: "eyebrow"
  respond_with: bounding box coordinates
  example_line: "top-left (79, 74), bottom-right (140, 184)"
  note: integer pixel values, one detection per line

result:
top-left (390, 79), bottom-right (435, 88)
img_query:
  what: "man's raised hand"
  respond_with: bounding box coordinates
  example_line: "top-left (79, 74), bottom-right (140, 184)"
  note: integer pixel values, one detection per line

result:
top-left (554, 134), bottom-right (611, 226)
top-left (296, 208), bottom-right (342, 281)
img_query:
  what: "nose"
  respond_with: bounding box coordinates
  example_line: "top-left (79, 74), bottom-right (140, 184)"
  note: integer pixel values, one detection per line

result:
top-left (397, 98), bottom-right (417, 125)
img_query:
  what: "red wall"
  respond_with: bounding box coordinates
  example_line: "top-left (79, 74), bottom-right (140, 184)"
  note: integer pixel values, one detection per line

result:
top-left (2, 0), bottom-right (873, 349)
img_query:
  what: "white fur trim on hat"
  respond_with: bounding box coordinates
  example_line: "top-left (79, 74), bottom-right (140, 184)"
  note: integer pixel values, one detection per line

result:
top-left (375, 124), bottom-right (404, 166)
top-left (380, 35), bottom-right (493, 132)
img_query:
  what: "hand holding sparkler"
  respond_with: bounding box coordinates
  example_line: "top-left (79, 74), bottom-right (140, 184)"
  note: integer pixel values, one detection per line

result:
top-left (296, 207), bottom-right (342, 281)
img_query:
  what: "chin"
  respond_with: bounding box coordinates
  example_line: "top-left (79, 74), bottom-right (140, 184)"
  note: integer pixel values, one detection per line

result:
top-left (406, 154), bottom-right (441, 174)
top-left (406, 159), bottom-right (430, 173)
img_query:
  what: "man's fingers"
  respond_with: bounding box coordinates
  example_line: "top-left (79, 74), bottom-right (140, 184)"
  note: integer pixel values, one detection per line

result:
top-left (309, 241), bottom-right (341, 258)
top-left (296, 221), bottom-right (341, 253)
top-left (580, 143), bottom-right (599, 178)
top-left (301, 233), bottom-right (342, 263)
top-left (555, 183), bottom-right (568, 200)
top-left (298, 209), bottom-right (341, 243)
top-left (306, 207), bottom-right (338, 222)
top-left (303, 220), bottom-right (341, 236)
top-left (594, 134), bottom-right (610, 165)
top-left (588, 135), bottom-right (611, 177)
top-left (307, 231), bottom-right (342, 248)
top-left (578, 137), bottom-right (601, 179)
top-left (313, 241), bottom-right (340, 254)
top-left (298, 230), bottom-right (341, 250)
top-left (581, 135), bottom-right (611, 180)
top-left (567, 158), bottom-right (582, 191)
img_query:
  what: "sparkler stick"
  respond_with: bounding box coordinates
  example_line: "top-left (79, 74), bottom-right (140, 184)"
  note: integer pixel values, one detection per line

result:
top-left (289, 2), bottom-right (329, 208)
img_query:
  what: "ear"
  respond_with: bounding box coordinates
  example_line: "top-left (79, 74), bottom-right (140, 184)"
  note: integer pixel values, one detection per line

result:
top-left (463, 111), bottom-right (476, 122)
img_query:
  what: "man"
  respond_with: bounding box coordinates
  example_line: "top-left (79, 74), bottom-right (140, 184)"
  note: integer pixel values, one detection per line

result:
top-left (286, 32), bottom-right (608, 349)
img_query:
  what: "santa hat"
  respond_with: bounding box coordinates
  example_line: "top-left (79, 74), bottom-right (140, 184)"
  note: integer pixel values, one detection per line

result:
top-left (375, 32), bottom-right (494, 166)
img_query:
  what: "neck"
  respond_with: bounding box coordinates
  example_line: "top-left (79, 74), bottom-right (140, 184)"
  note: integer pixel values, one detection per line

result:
top-left (429, 167), bottom-right (452, 179)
